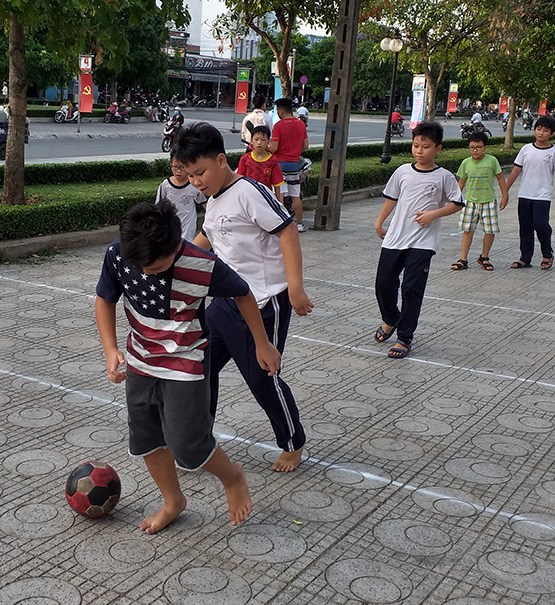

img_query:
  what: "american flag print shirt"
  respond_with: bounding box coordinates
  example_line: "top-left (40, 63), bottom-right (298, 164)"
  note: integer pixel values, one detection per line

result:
top-left (96, 240), bottom-right (249, 381)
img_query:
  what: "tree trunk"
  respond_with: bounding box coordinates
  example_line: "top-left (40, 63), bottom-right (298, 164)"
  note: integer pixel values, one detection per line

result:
top-left (503, 97), bottom-right (517, 150)
top-left (425, 74), bottom-right (437, 122)
top-left (278, 54), bottom-right (291, 98)
top-left (2, 12), bottom-right (27, 205)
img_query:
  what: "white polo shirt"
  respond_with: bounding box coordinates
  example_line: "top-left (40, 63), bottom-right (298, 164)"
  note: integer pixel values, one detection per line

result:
top-left (514, 143), bottom-right (555, 201)
top-left (202, 177), bottom-right (293, 308)
top-left (382, 163), bottom-right (462, 252)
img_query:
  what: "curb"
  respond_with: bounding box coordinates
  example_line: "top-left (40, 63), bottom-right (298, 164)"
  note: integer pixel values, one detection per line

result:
top-left (0, 187), bottom-right (383, 260)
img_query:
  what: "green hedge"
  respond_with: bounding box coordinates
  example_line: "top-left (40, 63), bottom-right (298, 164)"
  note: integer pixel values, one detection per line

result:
top-left (0, 141), bottom-right (523, 241)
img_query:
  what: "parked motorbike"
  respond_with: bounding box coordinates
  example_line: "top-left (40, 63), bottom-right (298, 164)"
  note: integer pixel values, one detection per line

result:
top-left (460, 122), bottom-right (492, 139)
top-left (391, 120), bottom-right (405, 137)
top-left (502, 116), bottom-right (508, 132)
top-left (104, 104), bottom-right (132, 124)
top-left (55, 104), bottom-right (80, 123)
top-left (298, 113), bottom-right (309, 126)
top-left (522, 115), bottom-right (533, 130)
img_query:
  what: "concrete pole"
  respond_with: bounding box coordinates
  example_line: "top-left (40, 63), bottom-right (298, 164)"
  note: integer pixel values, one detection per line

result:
top-left (313, 0), bottom-right (361, 231)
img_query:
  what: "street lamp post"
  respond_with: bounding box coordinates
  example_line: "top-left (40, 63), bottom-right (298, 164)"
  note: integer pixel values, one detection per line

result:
top-left (380, 34), bottom-right (403, 164)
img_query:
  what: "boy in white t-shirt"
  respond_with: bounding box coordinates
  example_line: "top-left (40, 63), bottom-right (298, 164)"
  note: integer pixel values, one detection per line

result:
top-left (178, 121), bottom-right (314, 473)
top-left (506, 116), bottom-right (555, 270)
top-left (374, 122), bottom-right (464, 359)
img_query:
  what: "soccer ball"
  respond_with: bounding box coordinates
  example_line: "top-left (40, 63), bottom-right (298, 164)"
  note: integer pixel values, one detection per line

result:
top-left (65, 461), bottom-right (121, 518)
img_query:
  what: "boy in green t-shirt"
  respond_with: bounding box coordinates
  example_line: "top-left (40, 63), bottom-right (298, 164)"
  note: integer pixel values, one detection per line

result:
top-left (451, 132), bottom-right (509, 271)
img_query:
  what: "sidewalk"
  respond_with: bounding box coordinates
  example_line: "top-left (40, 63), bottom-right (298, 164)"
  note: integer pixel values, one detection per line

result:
top-left (0, 194), bottom-right (554, 604)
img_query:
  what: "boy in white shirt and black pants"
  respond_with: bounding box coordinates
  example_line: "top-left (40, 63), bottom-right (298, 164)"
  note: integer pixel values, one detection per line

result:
top-left (175, 122), bottom-right (314, 472)
top-left (506, 116), bottom-right (555, 270)
top-left (373, 122), bottom-right (464, 359)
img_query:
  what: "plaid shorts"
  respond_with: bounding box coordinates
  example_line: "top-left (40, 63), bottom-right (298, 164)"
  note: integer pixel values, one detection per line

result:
top-left (458, 200), bottom-right (500, 234)
top-left (279, 161), bottom-right (302, 197)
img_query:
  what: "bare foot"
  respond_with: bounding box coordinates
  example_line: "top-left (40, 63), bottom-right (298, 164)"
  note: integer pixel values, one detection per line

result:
top-left (139, 496), bottom-right (187, 534)
top-left (224, 464), bottom-right (252, 526)
top-left (272, 448), bottom-right (303, 472)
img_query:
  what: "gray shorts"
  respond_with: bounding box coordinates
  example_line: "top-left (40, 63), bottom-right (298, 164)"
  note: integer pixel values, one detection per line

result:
top-left (125, 371), bottom-right (217, 470)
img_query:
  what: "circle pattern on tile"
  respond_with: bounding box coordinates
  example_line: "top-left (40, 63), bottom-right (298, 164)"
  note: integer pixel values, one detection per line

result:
top-left (64, 425), bottom-right (125, 448)
top-left (280, 489), bottom-right (352, 522)
top-left (445, 599), bottom-right (501, 605)
top-left (355, 383), bottom-right (407, 400)
top-left (295, 369), bottom-right (341, 385)
top-left (509, 512), bottom-right (555, 543)
top-left (412, 486), bottom-right (485, 517)
top-left (382, 368), bottom-right (432, 384)
top-left (142, 498), bottom-right (216, 529)
top-left (444, 458), bottom-right (510, 484)
top-left (362, 437), bottom-right (424, 461)
top-left (14, 347), bottom-right (60, 363)
top-left (10, 374), bottom-right (62, 394)
top-left (496, 413), bottom-right (553, 433)
top-left (517, 394), bottom-right (555, 413)
top-left (373, 519), bottom-right (452, 556)
top-left (325, 463), bottom-right (392, 490)
top-left (0, 503), bottom-right (74, 538)
top-left (535, 481), bottom-right (555, 506)
top-left (324, 399), bottom-right (377, 419)
top-left (422, 397), bottom-right (477, 416)
top-left (213, 422), bottom-right (237, 443)
top-left (3, 449), bottom-right (68, 476)
top-left (222, 400), bottom-right (263, 421)
top-left (305, 420), bottom-right (346, 440)
top-left (75, 536), bottom-right (156, 572)
top-left (0, 431), bottom-right (7, 448)
top-left (325, 558), bottom-right (412, 603)
top-left (471, 434), bottom-right (534, 457)
top-left (394, 416), bottom-right (453, 436)
top-left (478, 550), bottom-right (555, 593)
top-left (7, 407), bottom-right (64, 428)
top-left (164, 567), bottom-right (251, 605)
top-left (445, 381), bottom-right (499, 397)
top-left (228, 523), bottom-right (306, 562)
top-left (0, 578), bottom-right (81, 605)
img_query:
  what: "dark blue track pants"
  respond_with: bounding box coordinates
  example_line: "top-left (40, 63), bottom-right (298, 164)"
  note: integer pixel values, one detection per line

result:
top-left (375, 247), bottom-right (435, 346)
top-left (517, 197), bottom-right (553, 264)
top-left (206, 289), bottom-right (306, 452)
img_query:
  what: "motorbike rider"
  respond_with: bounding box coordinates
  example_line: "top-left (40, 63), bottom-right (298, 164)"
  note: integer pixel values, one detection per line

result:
top-left (108, 101), bottom-right (121, 120)
top-left (392, 107), bottom-right (403, 124)
top-left (470, 109), bottom-right (483, 131)
top-left (296, 104), bottom-right (309, 125)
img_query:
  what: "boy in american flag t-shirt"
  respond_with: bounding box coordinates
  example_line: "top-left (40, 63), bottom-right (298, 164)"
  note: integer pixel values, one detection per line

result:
top-left (95, 201), bottom-right (281, 533)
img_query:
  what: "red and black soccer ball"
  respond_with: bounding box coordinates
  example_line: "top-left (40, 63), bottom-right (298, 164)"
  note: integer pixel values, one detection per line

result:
top-left (65, 461), bottom-right (121, 518)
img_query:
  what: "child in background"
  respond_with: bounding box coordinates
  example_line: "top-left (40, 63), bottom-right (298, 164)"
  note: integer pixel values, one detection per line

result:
top-left (156, 147), bottom-right (206, 241)
top-left (374, 122), bottom-right (464, 359)
top-left (506, 116), bottom-right (555, 269)
top-left (451, 132), bottom-right (508, 271)
top-left (237, 125), bottom-right (285, 203)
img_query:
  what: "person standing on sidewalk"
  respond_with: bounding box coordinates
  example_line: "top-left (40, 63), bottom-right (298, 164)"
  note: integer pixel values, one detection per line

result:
top-left (506, 116), bottom-right (555, 270)
top-left (269, 97), bottom-right (309, 232)
top-left (241, 94), bottom-right (273, 149)
top-left (373, 122), bottom-right (463, 359)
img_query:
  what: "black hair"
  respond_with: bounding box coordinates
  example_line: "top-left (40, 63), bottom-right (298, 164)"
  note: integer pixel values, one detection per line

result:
top-left (252, 94), bottom-right (266, 109)
top-left (251, 125), bottom-right (271, 139)
top-left (120, 201), bottom-right (181, 268)
top-left (174, 121), bottom-right (226, 165)
top-left (412, 121), bottom-right (444, 145)
top-left (275, 97), bottom-right (294, 113)
top-left (467, 132), bottom-right (489, 146)
top-left (534, 116), bottom-right (555, 133)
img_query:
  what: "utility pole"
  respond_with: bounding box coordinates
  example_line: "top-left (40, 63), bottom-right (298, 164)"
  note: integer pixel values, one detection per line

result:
top-left (313, 0), bottom-right (361, 231)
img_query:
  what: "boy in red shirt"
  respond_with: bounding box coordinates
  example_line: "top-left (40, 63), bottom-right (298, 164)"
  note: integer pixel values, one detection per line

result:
top-left (237, 125), bottom-right (284, 203)
top-left (269, 98), bottom-right (309, 232)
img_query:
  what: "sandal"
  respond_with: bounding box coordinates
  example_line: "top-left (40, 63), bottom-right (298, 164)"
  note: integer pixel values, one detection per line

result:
top-left (541, 257), bottom-right (554, 270)
top-left (374, 324), bottom-right (396, 343)
top-left (388, 340), bottom-right (411, 359)
top-left (477, 256), bottom-right (494, 271)
top-left (510, 260), bottom-right (531, 269)
top-left (450, 259), bottom-right (468, 271)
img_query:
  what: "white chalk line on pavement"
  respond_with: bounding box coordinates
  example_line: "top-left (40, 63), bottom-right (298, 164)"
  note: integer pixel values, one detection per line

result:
top-left (2, 366), bottom-right (549, 532)
top-left (306, 276), bottom-right (555, 319)
top-left (2, 274), bottom-right (554, 389)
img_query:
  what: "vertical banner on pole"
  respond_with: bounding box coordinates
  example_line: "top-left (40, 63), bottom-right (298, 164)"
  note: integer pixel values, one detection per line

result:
top-left (79, 54), bottom-right (94, 113)
top-left (499, 96), bottom-right (509, 115)
top-left (447, 82), bottom-right (458, 114)
top-left (235, 67), bottom-right (250, 114)
top-left (409, 75), bottom-right (426, 129)
top-left (539, 99), bottom-right (548, 115)
top-left (273, 76), bottom-right (283, 124)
